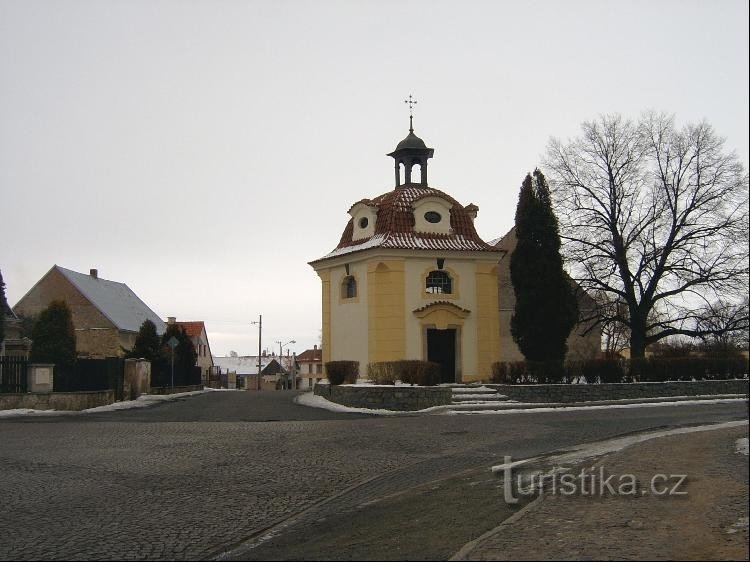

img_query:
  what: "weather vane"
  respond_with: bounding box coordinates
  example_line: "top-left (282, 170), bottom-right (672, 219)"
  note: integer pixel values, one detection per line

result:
top-left (404, 94), bottom-right (417, 131)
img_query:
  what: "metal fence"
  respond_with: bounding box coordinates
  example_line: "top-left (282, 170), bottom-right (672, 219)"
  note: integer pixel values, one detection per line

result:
top-left (0, 356), bottom-right (28, 393)
top-left (151, 365), bottom-right (202, 388)
top-left (54, 358), bottom-right (125, 400)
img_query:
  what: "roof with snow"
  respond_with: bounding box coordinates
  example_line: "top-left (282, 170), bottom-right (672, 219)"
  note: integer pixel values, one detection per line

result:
top-left (212, 355), bottom-right (295, 375)
top-left (54, 265), bottom-right (166, 334)
top-left (311, 185), bottom-right (500, 263)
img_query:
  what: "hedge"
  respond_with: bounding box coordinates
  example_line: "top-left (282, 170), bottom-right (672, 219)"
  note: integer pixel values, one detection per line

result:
top-left (491, 356), bottom-right (748, 385)
top-left (325, 361), bottom-right (359, 385)
top-left (367, 360), bottom-right (441, 386)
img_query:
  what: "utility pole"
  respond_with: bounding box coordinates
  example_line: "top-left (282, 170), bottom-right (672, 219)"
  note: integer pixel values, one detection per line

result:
top-left (251, 315), bottom-right (262, 391)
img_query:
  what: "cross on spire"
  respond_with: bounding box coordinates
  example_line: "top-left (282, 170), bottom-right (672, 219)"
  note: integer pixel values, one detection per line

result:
top-left (404, 94), bottom-right (417, 132)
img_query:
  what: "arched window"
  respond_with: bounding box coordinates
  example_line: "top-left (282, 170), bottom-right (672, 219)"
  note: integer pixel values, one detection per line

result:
top-left (425, 270), bottom-right (452, 294)
top-left (342, 276), bottom-right (357, 299)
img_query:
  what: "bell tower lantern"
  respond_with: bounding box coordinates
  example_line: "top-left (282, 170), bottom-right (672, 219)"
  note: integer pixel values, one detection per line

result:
top-left (387, 95), bottom-right (434, 188)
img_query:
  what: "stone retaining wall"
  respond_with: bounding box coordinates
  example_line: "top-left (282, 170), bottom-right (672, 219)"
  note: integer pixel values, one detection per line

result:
top-left (0, 390), bottom-right (116, 411)
top-left (314, 384), bottom-right (452, 411)
top-left (489, 379), bottom-right (749, 403)
top-left (148, 385), bottom-right (204, 395)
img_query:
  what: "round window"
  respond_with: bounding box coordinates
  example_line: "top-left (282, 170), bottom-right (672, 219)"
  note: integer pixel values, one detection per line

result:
top-left (424, 211), bottom-right (442, 224)
top-left (358, 217), bottom-right (369, 229)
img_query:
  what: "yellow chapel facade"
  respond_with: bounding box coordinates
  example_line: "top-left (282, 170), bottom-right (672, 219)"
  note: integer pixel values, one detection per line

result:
top-left (309, 121), bottom-right (502, 383)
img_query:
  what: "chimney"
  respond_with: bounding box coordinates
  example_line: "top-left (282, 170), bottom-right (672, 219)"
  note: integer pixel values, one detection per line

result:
top-left (89, 269), bottom-right (98, 279)
top-left (314, 344), bottom-right (318, 350)
top-left (167, 316), bottom-right (176, 324)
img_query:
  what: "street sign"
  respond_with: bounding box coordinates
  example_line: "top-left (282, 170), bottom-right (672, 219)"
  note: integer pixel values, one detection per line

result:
top-left (167, 336), bottom-right (179, 349)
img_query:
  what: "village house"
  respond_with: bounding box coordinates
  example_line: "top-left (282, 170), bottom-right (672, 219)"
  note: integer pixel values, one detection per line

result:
top-left (212, 353), bottom-right (296, 390)
top-left (296, 345), bottom-right (323, 389)
top-left (1, 300), bottom-right (31, 358)
top-left (13, 265), bottom-right (166, 358)
top-left (169, 318), bottom-right (215, 382)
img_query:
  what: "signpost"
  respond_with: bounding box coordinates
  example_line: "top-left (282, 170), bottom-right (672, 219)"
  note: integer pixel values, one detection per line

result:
top-left (167, 336), bottom-right (179, 390)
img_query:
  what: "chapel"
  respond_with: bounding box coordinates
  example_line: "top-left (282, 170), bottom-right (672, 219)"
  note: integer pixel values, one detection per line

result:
top-left (309, 116), bottom-right (502, 383)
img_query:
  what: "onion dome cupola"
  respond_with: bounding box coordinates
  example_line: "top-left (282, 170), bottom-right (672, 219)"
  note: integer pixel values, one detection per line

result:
top-left (387, 95), bottom-right (434, 188)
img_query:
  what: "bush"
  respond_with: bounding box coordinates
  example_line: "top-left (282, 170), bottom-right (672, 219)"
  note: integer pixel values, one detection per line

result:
top-left (395, 360), bottom-right (441, 386)
top-left (326, 361), bottom-right (359, 385)
top-left (367, 362), bottom-right (397, 385)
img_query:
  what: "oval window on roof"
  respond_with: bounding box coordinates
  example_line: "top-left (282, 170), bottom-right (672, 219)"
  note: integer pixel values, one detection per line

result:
top-left (358, 217), bottom-right (369, 229)
top-left (424, 211), bottom-right (442, 224)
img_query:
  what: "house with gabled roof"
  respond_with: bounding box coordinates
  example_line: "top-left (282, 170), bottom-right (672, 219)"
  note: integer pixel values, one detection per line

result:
top-left (170, 318), bottom-right (214, 382)
top-left (296, 345), bottom-right (323, 389)
top-left (212, 354), bottom-right (296, 390)
top-left (13, 265), bottom-right (166, 358)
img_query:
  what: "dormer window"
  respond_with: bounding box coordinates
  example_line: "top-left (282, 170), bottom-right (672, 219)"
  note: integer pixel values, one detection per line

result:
top-left (342, 276), bottom-right (357, 299)
top-left (412, 195), bottom-right (452, 235)
top-left (424, 211), bottom-right (441, 224)
top-left (426, 270), bottom-right (452, 294)
top-left (349, 202), bottom-right (378, 241)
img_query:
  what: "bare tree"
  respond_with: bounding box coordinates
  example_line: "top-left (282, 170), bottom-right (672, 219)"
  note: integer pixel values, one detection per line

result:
top-left (546, 113), bottom-right (749, 360)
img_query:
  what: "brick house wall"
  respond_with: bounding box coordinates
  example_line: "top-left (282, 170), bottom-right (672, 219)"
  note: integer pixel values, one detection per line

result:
top-left (13, 268), bottom-right (127, 358)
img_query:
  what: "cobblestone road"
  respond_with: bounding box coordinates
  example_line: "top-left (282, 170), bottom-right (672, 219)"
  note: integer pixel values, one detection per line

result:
top-left (0, 391), bottom-right (746, 560)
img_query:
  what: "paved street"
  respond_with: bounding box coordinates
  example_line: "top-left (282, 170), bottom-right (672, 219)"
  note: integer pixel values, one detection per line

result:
top-left (0, 391), bottom-right (747, 561)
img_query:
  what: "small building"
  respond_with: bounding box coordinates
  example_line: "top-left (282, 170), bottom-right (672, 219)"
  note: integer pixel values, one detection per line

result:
top-left (296, 345), bottom-right (323, 389)
top-left (13, 265), bottom-right (166, 358)
top-left (492, 227), bottom-right (602, 361)
top-left (170, 318), bottom-right (214, 382)
top-left (2, 301), bottom-right (31, 358)
top-left (309, 119), bottom-right (502, 383)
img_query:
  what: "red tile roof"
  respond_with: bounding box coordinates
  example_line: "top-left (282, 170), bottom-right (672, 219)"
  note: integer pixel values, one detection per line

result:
top-left (311, 185), bottom-right (500, 263)
top-left (175, 321), bottom-right (206, 339)
top-left (297, 348), bottom-right (322, 362)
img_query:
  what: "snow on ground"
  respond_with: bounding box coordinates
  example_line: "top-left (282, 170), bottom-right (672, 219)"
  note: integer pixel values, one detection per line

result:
top-left (449, 386), bottom-right (496, 393)
top-left (735, 437), bottom-right (749, 456)
top-left (448, 398), bottom-right (748, 416)
top-left (0, 388), bottom-right (227, 418)
top-left (491, 420), bottom-right (749, 473)
top-left (294, 392), bottom-right (445, 415)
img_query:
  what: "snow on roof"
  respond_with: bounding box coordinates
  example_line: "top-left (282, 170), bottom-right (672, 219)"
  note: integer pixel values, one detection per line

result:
top-left (212, 355), bottom-right (295, 375)
top-left (55, 266), bottom-right (166, 334)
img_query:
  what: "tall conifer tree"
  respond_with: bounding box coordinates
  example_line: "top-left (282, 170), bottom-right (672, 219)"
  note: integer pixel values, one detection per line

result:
top-left (510, 169), bottom-right (578, 368)
top-left (30, 300), bottom-right (77, 366)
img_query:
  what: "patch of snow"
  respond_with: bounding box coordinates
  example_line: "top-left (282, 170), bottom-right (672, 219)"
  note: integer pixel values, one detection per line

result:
top-left (0, 389), bottom-right (212, 418)
top-left (727, 516), bottom-right (749, 534)
top-left (294, 391), bottom-right (446, 415)
top-left (491, 420), bottom-right (749, 473)
top-left (449, 398), bottom-right (748, 416)
top-left (735, 437), bottom-right (749, 456)
top-left (451, 386), bottom-right (496, 393)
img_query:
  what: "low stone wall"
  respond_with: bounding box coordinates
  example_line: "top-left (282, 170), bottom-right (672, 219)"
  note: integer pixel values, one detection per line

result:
top-left (0, 390), bottom-right (115, 412)
top-left (489, 379), bottom-right (749, 403)
top-left (148, 385), bottom-right (203, 395)
top-left (314, 383), bottom-right (452, 411)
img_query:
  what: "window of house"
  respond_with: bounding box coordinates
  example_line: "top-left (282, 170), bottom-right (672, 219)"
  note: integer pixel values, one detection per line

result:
top-left (316, 363), bottom-right (322, 374)
top-left (342, 276), bottom-right (357, 299)
top-left (425, 270), bottom-right (452, 294)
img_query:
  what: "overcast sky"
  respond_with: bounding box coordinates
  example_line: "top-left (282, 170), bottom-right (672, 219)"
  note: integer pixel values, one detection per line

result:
top-left (2, 0), bottom-right (748, 357)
